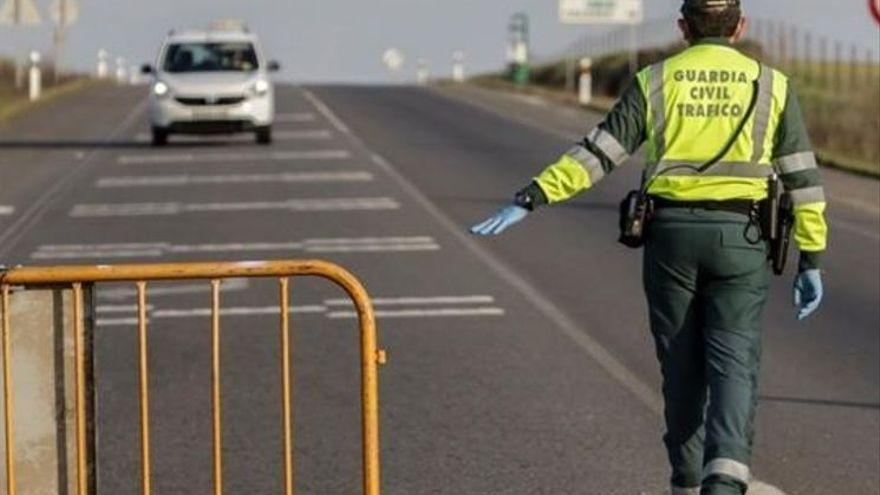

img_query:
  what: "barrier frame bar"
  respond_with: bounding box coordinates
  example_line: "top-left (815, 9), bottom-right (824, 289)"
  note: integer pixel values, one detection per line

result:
top-left (0, 260), bottom-right (385, 495)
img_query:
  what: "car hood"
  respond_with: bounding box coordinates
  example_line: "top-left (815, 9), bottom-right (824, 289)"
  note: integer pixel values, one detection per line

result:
top-left (162, 72), bottom-right (259, 96)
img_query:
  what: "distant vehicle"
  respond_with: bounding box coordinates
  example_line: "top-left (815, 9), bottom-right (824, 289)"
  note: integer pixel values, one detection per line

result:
top-left (142, 21), bottom-right (280, 146)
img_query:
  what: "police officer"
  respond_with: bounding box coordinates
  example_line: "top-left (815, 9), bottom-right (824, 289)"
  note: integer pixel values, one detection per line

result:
top-left (470, 1), bottom-right (827, 494)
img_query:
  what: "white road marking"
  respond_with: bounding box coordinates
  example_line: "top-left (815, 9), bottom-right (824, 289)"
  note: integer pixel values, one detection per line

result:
top-left (69, 197), bottom-right (400, 217)
top-left (274, 112), bottom-right (317, 123)
top-left (96, 318), bottom-right (143, 327)
top-left (302, 88), bottom-right (788, 494)
top-left (117, 149), bottom-right (350, 165)
top-left (134, 129), bottom-right (332, 142)
top-left (96, 304), bottom-right (155, 313)
top-left (0, 206), bottom-right (13, 216)
top-left (328, 307), bottom-right (505, 319)
top-left (96, 171), bottom-right (373, 188)
top-left (324, 295), bottom-right (495, 306)
top-left (152, 305), bottom-right (327, 318)
top-left (32, 237), bottom-right (440, 260)
top-left (98, 278), bottom-right (250, 300)
top-left (95, 298), bottom-right (505, 326)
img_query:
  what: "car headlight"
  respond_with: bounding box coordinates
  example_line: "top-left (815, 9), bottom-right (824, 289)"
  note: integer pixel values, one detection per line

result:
top-left (153, 81), bottom-right (169, 97)
top-left (252, 79), bottom-right (270, 96)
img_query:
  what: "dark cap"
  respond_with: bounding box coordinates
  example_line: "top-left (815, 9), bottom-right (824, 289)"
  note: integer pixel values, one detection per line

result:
top-left (682, 0), bottom-right (740, 10)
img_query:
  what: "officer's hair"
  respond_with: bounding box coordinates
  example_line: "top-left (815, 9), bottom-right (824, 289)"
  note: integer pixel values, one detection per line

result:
top-left (681, 6), bottom-right (742, 38)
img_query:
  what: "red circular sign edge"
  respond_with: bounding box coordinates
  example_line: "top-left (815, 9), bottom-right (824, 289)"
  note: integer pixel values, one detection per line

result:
top-left (871, 0), bottom-right (880, 24)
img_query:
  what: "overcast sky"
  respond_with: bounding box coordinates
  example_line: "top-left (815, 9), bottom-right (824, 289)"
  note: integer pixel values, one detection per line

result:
top-left (1, 0), bottom-right (878, 83)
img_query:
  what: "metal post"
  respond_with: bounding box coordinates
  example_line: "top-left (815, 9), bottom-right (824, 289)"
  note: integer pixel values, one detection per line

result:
top-left (834, 40), bottom-right (843, 91)
top-left (2, 285), bottom-right (16, 495)
top-left (115, 57), bottom-right (128, 85)
top-left (579, 57), bottom-right (593, 106)
top-left (97, 49), bottom-right (108, 79)
top-left (804, 32), bottom-right (813, 85)
top-left (14, 58), bottom-right (25, 90)
top-left (452, 51), bottom-right (465, 83)
top-left (850, 44), bottom-right (858, 90)
top-left (28, 51), bottom-right (41, 101)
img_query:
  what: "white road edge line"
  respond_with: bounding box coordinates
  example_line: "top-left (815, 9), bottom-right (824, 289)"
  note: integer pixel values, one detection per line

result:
top-left (32, 237), bottom-right (441, 259)
top-left (117, 149), bottom-right (351, 165)
top-left (301, 87), bottom-right (787, 495)
top-left (68, 197), bottom-right (401, 217)
top-left (95, 171), bottom-right (374, 188)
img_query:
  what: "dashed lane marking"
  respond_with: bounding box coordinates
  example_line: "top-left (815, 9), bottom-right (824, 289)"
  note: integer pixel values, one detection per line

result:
top-left (117, 149), bottom-right (350, 165)
top-left (68, 197), bottom-right (400, 217)
top-left (98, 278), bottom-right (250, 300)
top-left (324, 295), bottom-right (495, 306)
top-left (328, 307), bottom-right (505, 319)
top-left (94, 294), bottom-right (506, 327)
top-left (32, 236), bottom-right (440, 260)
top-left (96, 171), bottom-right (374, 188)
top-left (0, 206), bottom-right (13, 216)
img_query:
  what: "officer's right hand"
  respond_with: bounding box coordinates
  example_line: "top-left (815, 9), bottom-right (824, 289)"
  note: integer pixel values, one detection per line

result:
top-left (470, 205), bottom-right (529, 236)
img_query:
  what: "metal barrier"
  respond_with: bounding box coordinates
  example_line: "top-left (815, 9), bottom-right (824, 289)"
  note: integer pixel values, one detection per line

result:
top-left (0, 260), bottom-right (387, 495)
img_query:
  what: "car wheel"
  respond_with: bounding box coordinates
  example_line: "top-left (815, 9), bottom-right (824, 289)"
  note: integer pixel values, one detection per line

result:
top-left (256, 126), bottom-right (272, 145)
top-left (151, 127), bottom-right (169, 146)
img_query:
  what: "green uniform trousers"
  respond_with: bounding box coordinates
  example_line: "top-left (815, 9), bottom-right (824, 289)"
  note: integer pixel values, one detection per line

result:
top-left (643, 208), bottom-right (770, 495)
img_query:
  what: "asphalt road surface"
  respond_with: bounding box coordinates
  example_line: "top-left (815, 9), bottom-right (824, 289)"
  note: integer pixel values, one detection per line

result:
top-left (0, 83), bottom-right (877, 494)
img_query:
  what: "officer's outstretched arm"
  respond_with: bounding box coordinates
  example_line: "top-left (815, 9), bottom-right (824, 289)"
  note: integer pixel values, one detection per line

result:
top-left (470, 81), bottom-right (647, 237)
top-left (772, 87), bottom-right (828, 320)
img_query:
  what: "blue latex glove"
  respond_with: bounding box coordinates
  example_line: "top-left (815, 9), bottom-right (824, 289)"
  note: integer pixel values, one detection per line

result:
top-left (470, 205), bottom-right (529, 236)
top-left (793, 269), bottom-right (823, 321)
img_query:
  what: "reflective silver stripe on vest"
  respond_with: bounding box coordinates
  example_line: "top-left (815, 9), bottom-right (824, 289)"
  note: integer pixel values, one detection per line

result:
top-left (587, 127), bottom-right (629, 166)
top-left (790, 186), bottom-right (826, 205)
top-left (704, 458), bottom-right (751, 484)
top-left (750, 65), bottom-right (776, 163)
top-left (649, 62), bottom-right (667, 162)
top-left (654, 160), bottom-right (773, 178)
top-left (775, 151), bottom-right (818, 175)
top-left (672, 486), bottom-right (701, 495)
top-left (565, 145), bottom-right (605, 184)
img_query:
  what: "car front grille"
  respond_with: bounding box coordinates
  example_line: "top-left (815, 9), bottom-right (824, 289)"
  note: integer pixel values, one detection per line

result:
top-left (175, 96), bottom-right (246, 106)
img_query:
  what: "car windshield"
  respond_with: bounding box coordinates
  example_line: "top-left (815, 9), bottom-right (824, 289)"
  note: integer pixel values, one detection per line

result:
top-left (163, 42), bottom-right (259, 73)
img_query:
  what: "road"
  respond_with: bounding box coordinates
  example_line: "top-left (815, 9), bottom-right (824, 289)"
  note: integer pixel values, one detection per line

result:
top-left (0, 83), bottom-right (877, 494)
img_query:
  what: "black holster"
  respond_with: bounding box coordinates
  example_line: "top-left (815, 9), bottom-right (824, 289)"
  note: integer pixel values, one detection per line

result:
top-left (761, 174), bottom-right (795, 275)
top-left (618, 189), bottom-right (653, 249)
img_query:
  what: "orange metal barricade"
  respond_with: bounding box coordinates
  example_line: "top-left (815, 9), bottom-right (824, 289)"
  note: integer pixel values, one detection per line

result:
top-left (0, 260), bottom-right (387, 495)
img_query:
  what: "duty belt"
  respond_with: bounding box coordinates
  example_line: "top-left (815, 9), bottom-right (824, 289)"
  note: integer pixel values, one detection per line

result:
top-left (650, 196), bottom-right (757, 217)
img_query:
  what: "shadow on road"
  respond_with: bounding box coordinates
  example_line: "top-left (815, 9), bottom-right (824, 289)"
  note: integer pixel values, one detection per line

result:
top-left (760, 395), bottom-right (880, 411)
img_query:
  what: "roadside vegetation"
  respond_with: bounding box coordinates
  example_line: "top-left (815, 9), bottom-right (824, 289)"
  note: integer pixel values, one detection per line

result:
top-left (483, 40), bottom-right (880, 177)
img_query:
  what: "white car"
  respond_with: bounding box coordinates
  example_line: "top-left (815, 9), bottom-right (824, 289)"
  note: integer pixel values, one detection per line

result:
top-left (143, 22), bottom-right (279, 146)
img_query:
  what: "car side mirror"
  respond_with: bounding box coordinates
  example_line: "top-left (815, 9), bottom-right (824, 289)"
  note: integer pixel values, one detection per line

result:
top-left (141, 64), bottom-right (154, 75)
top-left (267, 60), bottom-right (280, 72)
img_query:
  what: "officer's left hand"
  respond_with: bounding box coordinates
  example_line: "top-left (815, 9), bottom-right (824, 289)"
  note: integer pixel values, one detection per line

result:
top-left (470, 205), bottom-right (529, 236)
top-left (793, 269), bottom-right (823, 321)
